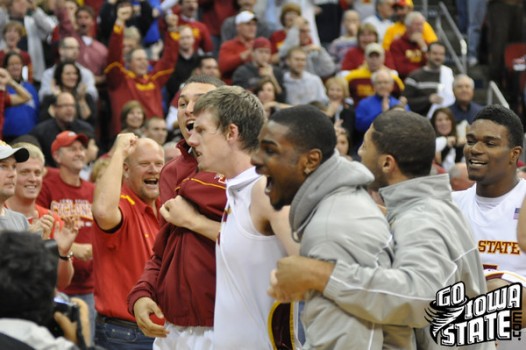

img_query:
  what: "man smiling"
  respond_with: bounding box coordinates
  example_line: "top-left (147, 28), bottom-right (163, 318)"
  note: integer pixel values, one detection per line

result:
top-left (453, 105), bottom-right (526, 345)
top-left (91, 134), bottom-right (164, 349)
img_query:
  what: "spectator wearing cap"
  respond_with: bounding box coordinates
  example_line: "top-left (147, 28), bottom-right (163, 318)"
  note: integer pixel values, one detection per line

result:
top-left (218, 10), bottom-right (258, 85)
top-left (233, 37), bottom-right (286, 102)
top-left (390, 11), bottom-right (429, 80)
top-left (382, 0), bottom-right (437, 50)
top-left (30, 91), bottom-right (94, 168)
top-left (278, 16), bottom-right (335, 78)
top-left (221, 0), bottom-right (274, 43)
top-left (36, 130), bottom-right (96, 342)
top-left (0, 141), bottom-right (29, 231)
top-left (91, 133), bottom-right (164, 349)
top-left (344, 43), bottom-right (404, 105)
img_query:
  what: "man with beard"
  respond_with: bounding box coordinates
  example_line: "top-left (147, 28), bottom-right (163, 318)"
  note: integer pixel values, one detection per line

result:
top-left (30, 91), bottom-right (94, 167)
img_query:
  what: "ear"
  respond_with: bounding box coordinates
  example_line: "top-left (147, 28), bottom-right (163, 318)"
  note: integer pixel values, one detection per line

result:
top-left (122, 162), bottom-right (129, 179)
top-left (49, 105), bottom-right (56, 118)
top-left (225, 123), bottom-right (240, 143)
top-left (302, 149), bottom-right (322, 176)
top-left (379, 154), bottom-right (397, 175)
top-left (511, 146), bottom-right (523, 164)
top-left (52, 150), bottom-right (60, 165)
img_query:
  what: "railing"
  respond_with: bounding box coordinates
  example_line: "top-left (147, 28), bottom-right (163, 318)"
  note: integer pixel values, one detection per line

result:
top-left (487, 81), bottom-right (510, 108)
top-left (435, 2), bottom-right (467, 74)
top-left (421, 0), bottom-right (428, 18)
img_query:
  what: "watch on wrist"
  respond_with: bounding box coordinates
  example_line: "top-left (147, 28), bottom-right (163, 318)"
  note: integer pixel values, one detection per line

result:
top-left (58, 251), bottom-right (73, 261)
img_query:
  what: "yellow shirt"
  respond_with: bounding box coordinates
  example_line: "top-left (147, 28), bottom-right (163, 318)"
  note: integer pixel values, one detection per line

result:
top-left (382, 21), bottom-right (438, 50)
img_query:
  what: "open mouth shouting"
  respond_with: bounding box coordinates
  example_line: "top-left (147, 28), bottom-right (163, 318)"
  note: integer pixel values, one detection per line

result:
top-left (143, 178), bottom-right (159, 189)
top-left (264, 176), bottom-right (273, 195)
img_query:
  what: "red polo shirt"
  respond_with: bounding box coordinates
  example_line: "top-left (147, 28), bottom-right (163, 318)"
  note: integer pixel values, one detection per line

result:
top-left (92, 183), bottom-right (160, 321)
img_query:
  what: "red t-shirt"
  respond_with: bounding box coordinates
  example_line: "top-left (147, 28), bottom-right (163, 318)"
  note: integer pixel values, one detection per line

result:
top-left (92, 183), bottom-right (160, 321)
top-left (37, 170), bottom-right (95, 295)
top-left (105, 24), bottom-right (179, 135)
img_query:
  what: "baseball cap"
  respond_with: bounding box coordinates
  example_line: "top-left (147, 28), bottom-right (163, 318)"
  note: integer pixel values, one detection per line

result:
top-left (0, 141), bottom-right (29, 162)
top-left (393, 0), bottom-right (413, 7)
top-left (235, 11), bottom-right (257, 25)
top-left (253, 37), bottom-right (271, 50)
top-left (51, 131), bottom-right (89, 154)
top-left (365, 43), bottom-right (384, 57)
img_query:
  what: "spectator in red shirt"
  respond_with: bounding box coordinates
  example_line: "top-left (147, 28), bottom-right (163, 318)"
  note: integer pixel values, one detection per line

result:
top-left (218, 10), bottom-right (257, 85)
top-left (178, 0), bottom-right (213, 53)
top-left (104, 4), bottom-right (179, 136)
top-left (91, 134), bottom-right (164, 350)
top-left (37, 131), bottom-right (96, 341)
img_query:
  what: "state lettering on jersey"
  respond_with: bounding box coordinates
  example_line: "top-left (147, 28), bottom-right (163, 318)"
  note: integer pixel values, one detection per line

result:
top-left (50, 199), bottom-right (93, 228)
top-left (478, 240), bottom-right (521, 255)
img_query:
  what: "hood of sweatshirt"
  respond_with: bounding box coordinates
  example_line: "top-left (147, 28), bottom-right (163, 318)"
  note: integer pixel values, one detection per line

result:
top-left (289, 151), bottom-right (374, 240)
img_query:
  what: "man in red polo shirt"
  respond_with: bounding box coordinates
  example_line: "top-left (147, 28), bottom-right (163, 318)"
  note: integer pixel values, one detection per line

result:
top-left (91, 134), bottom-right (164, 350)
top-left (218, 10), bottom-right (257, 85)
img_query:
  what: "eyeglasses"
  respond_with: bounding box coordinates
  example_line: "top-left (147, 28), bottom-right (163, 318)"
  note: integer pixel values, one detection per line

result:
top-left (55, 104), bottom-right (76, 108)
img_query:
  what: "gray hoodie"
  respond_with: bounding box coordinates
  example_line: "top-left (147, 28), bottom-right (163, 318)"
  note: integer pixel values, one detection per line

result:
top-left (290, 152), bottom-right (398, 349)
top-left (323, 174), bottom-right (492, 350)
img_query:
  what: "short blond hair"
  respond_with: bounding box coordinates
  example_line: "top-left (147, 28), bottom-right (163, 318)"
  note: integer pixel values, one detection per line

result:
top-left (12, 142), bottom-right (44, 164)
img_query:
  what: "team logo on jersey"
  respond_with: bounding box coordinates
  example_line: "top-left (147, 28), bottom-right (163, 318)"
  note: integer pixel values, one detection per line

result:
top-left (426, 282), bottom-right (522, 346)
top-left (214, 173), bottom-right (226, 185)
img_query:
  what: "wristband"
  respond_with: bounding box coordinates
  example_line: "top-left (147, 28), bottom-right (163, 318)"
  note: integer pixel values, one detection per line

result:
top-left (59, 251), bottom-right (73, 261)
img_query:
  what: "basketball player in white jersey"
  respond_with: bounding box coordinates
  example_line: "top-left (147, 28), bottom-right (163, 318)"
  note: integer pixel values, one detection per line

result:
top-left (187, 86), bottom-right (299, 350)
top-left (452, 105), bottom-right (526, 348)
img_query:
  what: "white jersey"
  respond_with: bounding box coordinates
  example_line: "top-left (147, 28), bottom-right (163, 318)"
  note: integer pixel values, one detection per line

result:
top-left (214, 167), bottom-right (288, 350)
top-left (452, 179), bottom-right (526, 277)
top-left (453, 180), bottom-right (526, 350)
